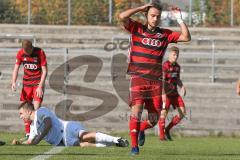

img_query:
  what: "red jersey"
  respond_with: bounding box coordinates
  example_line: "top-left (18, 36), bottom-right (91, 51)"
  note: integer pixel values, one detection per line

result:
top-left (163, 60), bottom-right (181, 96)
top-left (124, 19), bottom-right (180, 81)
top-left (16, 47), bottom-right (47, 86)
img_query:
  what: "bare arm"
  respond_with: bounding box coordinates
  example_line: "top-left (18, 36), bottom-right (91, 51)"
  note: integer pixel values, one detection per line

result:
top-left (177, 79), bottom-right (186, 96)
top-left (161, 69), bottom-right (167, 106)
top-left (178, 22), bottom-right (191, 42)
top-left (11, 64), bottom-right (20, 91)
top-left (30, 117), bottom-right (52, 145)
top-left (35, 65), bottom-right (48, 99)
top-left (177, 79), bottom-right (184, 88)
top-left (170, 7), bottom-right (191, 42)
top-left (39, 65), bottom-right (48, 88)
top-left (118, 4), bottom-right (152, 28)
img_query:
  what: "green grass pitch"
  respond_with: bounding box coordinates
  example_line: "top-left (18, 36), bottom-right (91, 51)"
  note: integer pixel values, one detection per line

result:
top-left (1, 132), bottom-right (240, 160)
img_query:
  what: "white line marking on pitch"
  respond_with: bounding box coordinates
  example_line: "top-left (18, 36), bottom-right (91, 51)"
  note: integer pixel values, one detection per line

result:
top-left (30, 146), bottom-right (65, 160)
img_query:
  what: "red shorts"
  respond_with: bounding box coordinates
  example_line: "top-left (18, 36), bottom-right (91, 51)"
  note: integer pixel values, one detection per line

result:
top-left (164, 95), bottom-right (185, 110)
top-left (129, 76), bottom-right (162, 114)
top-left (20, 86), bottom-right (44, 103)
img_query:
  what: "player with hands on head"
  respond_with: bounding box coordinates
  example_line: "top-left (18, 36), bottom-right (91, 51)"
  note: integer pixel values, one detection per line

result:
top-left (118, 0), bottom-right (191, 155)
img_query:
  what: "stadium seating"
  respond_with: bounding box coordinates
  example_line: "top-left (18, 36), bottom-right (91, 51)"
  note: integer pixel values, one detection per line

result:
top-left (0, 24), bottom-right (240, 136)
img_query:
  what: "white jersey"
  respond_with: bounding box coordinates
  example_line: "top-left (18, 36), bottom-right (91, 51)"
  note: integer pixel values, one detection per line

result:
top-left (29, 107), bottom-right (63, 146)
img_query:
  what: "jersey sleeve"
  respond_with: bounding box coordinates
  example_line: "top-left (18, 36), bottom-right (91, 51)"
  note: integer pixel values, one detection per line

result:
top-left (40, 49), bottom-right (47, 67)
top-left (36, 108), bottom-right (51, 122)
top-left (15, 51), bottom-right (22, 65)
top-left (164, 29), bottom-right (181, 43)
top-left (124, 18), bottom-right (141, 34)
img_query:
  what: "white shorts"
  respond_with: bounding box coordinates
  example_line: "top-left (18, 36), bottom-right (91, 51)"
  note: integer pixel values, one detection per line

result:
top-left (62, 121), bottom-right (86, 146)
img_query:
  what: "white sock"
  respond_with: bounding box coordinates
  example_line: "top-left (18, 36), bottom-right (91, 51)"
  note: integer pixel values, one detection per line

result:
top-left (95, 143), bottom-right (107, 147)
top-left (95, 132), bottom-right (119, 144)
top-left (96, 142), bottom-right (115, 147)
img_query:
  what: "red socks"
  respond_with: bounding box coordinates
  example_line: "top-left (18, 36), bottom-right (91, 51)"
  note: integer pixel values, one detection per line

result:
top-left (129, 116), bottom-right (140, 147)
top-left (24, 120), bottom-right (32, 136)
top-left (158, 118), bottom-right (165, 140)
top-left (140, 120), bottom-right (153, 131)
top-left (166, 115), bottom-right (181, 131)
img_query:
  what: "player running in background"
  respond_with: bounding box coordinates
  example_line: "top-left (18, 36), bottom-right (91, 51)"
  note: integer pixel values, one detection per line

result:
top-left (118, 0), bottom-right (191, 155)
top-left (11, 40), bottom-right (48, 137)
top-left (236, 79), bottom-right (240, 95)
top-left (13, 101), bottom-right (129, 148)
top-left (159, 46), bottom-right (186, 141)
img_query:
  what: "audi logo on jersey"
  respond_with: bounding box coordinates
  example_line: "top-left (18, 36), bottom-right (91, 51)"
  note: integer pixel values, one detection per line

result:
top-left (24, 64), bottom-right (38, 70)
top-left (142, 38), bottom-right (162, 47)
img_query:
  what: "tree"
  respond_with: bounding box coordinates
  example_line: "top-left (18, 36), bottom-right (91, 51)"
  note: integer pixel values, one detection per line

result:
top-left (71, 0), bottom-right (109, 25)
top-left (13, 0), bottom-right (68, 24)
top-left (205, 0), bottom-right (230, 26)
top-left (114, 0), bottom-right (145, 24)
top-left (234, 0), bottom-right (240, 25)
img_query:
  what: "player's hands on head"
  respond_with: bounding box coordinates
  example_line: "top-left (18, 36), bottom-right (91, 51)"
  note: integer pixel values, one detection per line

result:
top-left (170, 6), bottom-right (183, 24)
top-left (170, 6), bottom-right (182, 19)
top-left (139, 4), bottom-right (153, 12)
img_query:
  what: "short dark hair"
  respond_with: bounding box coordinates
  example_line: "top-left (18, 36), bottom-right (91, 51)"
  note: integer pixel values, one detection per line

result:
top-left (22, 39), bottom-right (33, 50)
top-left (169, 46), bottom-right (179, 54)
top-left (18, 101), bottom-right (34, 111)
top-left (147, 0), bottom-right (162, 13)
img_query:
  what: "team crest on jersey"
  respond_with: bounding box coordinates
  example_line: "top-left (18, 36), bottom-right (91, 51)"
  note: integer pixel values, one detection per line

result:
top-left (156, 33), bottom-right (163, 38)
top-left (33, 57), bottom-right (38, 62)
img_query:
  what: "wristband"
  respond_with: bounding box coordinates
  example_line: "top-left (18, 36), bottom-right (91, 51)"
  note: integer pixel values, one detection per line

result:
top-left (177, 18), bottom-right (184, 24)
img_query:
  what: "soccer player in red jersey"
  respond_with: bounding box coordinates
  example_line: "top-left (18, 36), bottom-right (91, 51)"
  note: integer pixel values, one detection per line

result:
top-left (118, 1), bottom-right (191, 155)
top-left (236, 80), bottom-right (240, 96)
top-left (11, 40), bottom-right (48, 137)
top-left (158, 46), bottom-right (186, 141)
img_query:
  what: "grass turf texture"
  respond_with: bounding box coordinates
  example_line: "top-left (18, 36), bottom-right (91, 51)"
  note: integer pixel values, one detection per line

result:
top-left (1, 132), bottom-right (240, 160)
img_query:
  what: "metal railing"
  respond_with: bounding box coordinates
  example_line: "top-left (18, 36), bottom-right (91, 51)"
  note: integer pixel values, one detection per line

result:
top-left (0, 0), bottom-right (238, 26)
top-left (110, 36), bottom-right (240, 83)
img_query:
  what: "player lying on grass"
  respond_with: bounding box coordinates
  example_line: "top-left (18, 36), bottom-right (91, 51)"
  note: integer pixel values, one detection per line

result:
top-left (158, 46), bottom-right (186, 141)
top-left (13, 101), bottom-right (129, 147)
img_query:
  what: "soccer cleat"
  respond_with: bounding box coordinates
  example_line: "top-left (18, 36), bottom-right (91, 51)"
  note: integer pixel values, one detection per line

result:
top-left (165, 129), bottom-right (173, 141)
top-left (0, 140), bottom-right (5, 146)
top-left (116, 138), bottom-right (129, 147)
top-left (138, 131), bottom-right (145, 146)
top-left (131, 146), bottom-right (139, 155)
